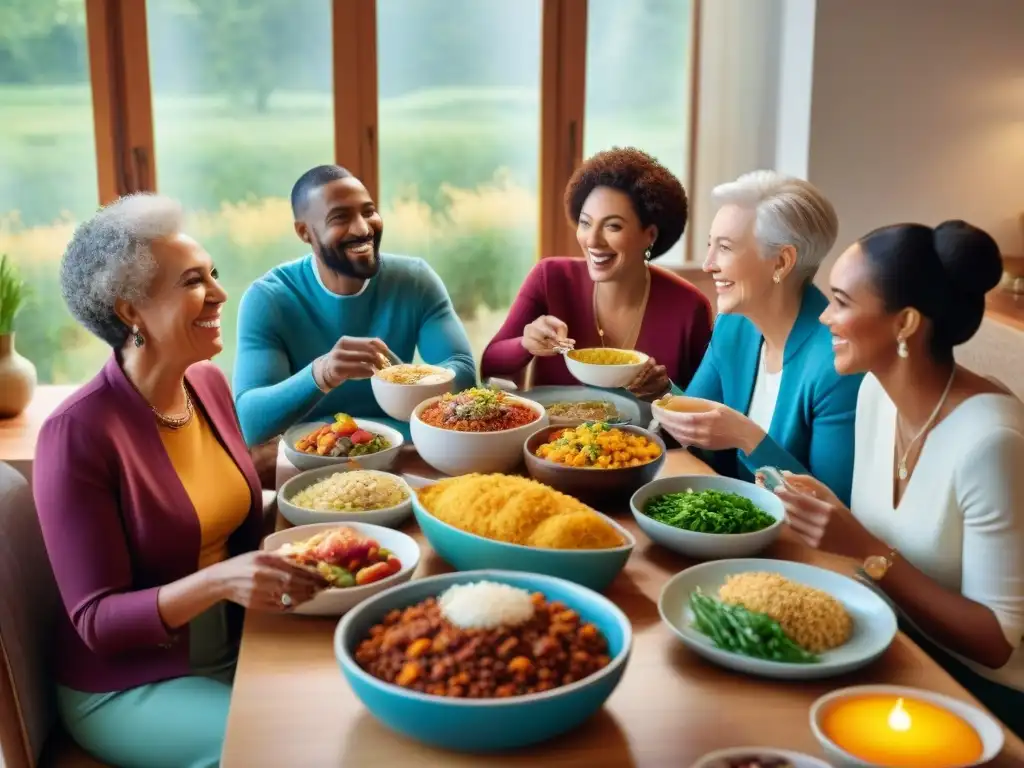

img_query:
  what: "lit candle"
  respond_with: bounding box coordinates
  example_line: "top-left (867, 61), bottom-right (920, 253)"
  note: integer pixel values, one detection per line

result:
top-left (821, 694), bottom-right (984, 767)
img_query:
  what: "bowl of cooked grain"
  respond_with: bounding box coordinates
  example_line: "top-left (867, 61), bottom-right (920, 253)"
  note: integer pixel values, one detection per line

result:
top-left (371, 364), bottom-right (457, 421)
top-left (410, 473), bottom-right (635, 592)
top-left (263, 521), bottom-right (421, 616)
top-left (523, 423), bottom-right (666, 505)
top-left (659, 558), bottom-right (897, 680)
top-left (410, 388), bottom-right (548, 476)
top-left (278, 467), bottom-right (414, 528)
top-left (334, 569), bottom-right (632, 751)
top-left (564, 347), bottom-right (649, 389)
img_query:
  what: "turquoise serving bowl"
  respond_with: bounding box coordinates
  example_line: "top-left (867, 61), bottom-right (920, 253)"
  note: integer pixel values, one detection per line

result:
top-left (411, 491), bottom-right (634, 592)
top-left (334, 570), bottom-right (632, 752)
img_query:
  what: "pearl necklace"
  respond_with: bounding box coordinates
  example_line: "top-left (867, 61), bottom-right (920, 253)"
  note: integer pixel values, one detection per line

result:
top-left (896, 369), bottom-right (955, 481)
top-left (592, 268), bottom-right (651, 349)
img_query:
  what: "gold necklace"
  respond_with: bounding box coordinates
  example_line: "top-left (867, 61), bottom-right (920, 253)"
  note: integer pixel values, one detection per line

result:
top-left (896, 369), bottom-right (955, 481)
top-left (154, 389), bottom-right (195, 430)
top-left (593, 268), bottom-right (651, 349)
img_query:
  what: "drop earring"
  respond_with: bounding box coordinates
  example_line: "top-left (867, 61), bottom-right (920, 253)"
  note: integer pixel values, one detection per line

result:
top-left (644, 246), bottom-right (653, 262)
top-left (132, 324), bottom-right (145, 348)
top-left (897, 337), bottom-right (909, 359)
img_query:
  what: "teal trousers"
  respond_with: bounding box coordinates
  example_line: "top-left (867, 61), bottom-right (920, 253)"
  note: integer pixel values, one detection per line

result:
top-left (57, 605), bottom-right (236, 767)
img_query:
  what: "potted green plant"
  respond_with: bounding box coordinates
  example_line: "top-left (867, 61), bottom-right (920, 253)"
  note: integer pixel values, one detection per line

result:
top-left (0, 254), bottom-right (36, 418)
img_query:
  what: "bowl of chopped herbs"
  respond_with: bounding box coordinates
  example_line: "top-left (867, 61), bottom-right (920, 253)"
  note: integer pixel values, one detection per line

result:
top-left (629, 475), bottom-right (784, 559)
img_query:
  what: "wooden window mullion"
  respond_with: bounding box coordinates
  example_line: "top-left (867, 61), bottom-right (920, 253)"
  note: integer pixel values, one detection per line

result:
top-left (332, 0), bottom-right (379, 201)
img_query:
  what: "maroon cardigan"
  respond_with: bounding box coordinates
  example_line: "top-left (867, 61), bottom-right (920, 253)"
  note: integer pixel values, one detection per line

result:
top-left (480, 257), bottom-right (713, 389)
top-left (33, 356), bottom-right (263, 693)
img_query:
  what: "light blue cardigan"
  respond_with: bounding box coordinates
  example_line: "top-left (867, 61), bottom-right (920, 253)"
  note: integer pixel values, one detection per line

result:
top-left (673, 284), bottom-right (863, 505)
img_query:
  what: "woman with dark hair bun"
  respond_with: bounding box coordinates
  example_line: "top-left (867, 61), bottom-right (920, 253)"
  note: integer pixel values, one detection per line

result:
top-left (481, 147), bottom-right (712, 399)
top-left (775, 219), bottom-right (1024, 735)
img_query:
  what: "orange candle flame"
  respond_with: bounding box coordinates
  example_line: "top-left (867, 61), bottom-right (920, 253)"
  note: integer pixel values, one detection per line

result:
top-left (888, 697), bottom-right (912, 732)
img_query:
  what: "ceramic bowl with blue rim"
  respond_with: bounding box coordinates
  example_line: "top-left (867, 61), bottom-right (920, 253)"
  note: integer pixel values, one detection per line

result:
top-left (334, 569), bottom-right (633, 752)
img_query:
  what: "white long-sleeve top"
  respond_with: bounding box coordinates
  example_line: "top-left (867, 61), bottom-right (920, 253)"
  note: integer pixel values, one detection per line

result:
top-left (851, 374), bottom-right (1024, 691)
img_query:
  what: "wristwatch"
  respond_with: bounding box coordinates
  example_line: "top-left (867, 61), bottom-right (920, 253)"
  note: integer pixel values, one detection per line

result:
top-left (863, 548), bottom-right (899, 581)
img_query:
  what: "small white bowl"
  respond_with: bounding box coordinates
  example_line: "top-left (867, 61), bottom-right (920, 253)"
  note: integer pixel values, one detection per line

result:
top-left (630, 475), bottom-right (785, 560)
top-left (262, 521), bottom-right (421, 617)
top-left (810, 685), bottom-right (1005, 767)
top-left (283, 419), bottom-right (404, 472)
top-left (691, 747), bottom-right (833, 768)
top-left (409, 393), bottom-right (548, 476)
top-left (371, 365), bottom-right (456, 421)
top-left (564, 348), bottom-right (649, 389)
top-left (277, 466), bottom-right (414, 528)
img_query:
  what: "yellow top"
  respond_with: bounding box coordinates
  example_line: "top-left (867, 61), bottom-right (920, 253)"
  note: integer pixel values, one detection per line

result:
top-left (159, 406), bottom-right (252, 570)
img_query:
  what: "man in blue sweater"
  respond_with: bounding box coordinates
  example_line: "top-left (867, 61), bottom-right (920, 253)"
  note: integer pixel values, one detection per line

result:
top-left (233, 165), bottom-right (477, 446)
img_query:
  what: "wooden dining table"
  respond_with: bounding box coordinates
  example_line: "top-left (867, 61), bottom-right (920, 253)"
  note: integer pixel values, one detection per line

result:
top-left (222, 446), bottom-right (1024, 767)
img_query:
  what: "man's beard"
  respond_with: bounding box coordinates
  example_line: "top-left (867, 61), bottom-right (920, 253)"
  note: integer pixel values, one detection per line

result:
top-left (313, 230), bottom-right (383, 279)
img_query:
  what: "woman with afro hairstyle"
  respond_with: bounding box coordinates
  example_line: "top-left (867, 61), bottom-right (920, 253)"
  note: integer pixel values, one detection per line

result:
top-left (481, 147), bottom-right (712, 400)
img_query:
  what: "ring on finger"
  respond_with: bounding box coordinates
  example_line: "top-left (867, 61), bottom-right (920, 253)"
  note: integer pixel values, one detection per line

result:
top-left (279, 592), bottom-right (293, 608)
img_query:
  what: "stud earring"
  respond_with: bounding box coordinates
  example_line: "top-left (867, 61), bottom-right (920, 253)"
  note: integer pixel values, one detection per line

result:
top-left (772, 272), bottom-right (782, 284)
top-left (897, 337), bottom-right (909, 359)
top-left (132, 324), bottom-right (145, 348)
top-left (644, 246), bottom-right (653, 262)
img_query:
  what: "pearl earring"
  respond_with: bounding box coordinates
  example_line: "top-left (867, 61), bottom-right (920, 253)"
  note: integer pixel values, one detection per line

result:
top-left (897, 338), bottom-right (909, 359)
top-left (132, 324), bottom-right (145, 348)
top-left (772, 272), bottom-right (782, 284)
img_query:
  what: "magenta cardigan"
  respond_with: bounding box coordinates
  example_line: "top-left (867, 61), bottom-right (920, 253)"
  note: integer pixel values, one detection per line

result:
top-left (480, 257), bottom-right (713, 389)
top-left (33, 356), bottom-right (263, 693)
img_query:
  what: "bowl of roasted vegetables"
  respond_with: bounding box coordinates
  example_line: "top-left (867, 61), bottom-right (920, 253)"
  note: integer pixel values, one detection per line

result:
top-left (523, 422), bottom-right (666, 505)
top-left (264, 522), bottom-right (421, 616)
top-left (284, 413), bottom-right (404, 471)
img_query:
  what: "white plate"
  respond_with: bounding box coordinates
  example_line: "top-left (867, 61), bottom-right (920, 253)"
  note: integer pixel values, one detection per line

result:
top-left (691, 746), bottom-right (833, 768)
top-left (659, 558), bottom-right (897, 680)
top-left (277, 466), bottom-right (414, 528)
top-left (283, 419), bottom-right (404, 472)
top-left (262, 522), bottom-right (421, 617)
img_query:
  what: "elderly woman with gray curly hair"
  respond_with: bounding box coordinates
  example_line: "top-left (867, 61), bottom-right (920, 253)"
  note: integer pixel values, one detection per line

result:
top-left (32, 193), bottom-right (326, 767)
top-left (658, 171), bottom-right (864, 505)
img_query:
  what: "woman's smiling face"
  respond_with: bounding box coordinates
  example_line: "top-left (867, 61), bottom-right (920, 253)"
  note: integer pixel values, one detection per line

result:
top-left (703, 203), bottom-right (777, 316)
top-left (576, 186), bottom-right (656, 283)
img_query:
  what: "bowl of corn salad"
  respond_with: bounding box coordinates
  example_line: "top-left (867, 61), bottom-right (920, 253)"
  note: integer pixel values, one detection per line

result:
top-left (563, 347), bottom-right (649, 389)
top-left (278, 467), bottom-right (414, 528)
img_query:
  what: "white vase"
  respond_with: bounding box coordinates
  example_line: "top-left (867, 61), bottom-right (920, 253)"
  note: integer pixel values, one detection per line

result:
top-left (0, 333), bottom-right (37, 418)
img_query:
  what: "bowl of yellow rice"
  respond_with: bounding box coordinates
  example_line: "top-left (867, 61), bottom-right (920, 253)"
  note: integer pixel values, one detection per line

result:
top-left (524, 423), bottom-right (666, 505)
top-left (564, 347), bottom-right (649, 389)
top-left (279, 467), bottom-right (414, 528)
top-left (410, 473), bottom-right (635, 592)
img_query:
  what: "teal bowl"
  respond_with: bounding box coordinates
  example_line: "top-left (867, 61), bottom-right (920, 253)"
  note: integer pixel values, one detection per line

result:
top-left (411, 492), bottom-right (635, 592)
top-left (334, 570), bottom-right (632, 752)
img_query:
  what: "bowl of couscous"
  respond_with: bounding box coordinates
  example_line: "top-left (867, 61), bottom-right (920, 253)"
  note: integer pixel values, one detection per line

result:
top-left (278, 467), bottom-right (414, 528)
top-left (563, 347), bottom-right (649, 389)
top-left (523, 423), bottom-right (666, 505)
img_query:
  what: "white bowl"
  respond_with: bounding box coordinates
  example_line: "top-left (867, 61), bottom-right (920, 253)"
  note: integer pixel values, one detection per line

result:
top-left (283, 419), bottom-right (404, 472)
top-left (564, 348), bottom-right (649, 389)
top-left (277, 466), bottom-right (414, 528)
top-left (659, 558), bottom-right (898, 680)
top-left (262, 521), bottom-right (421, 616)
top-left (810, 685), bottom-right (1004, 767)
top-left (691, 747), bottom-right (833, 768)
top-left (371, 365), bottom-right (456, 421)
top-left (651, 395), bottom-right (719, 423)
top-left (630, 475), bottom-right (785, 559)
top-left (409, 393), bottom-right (548, 476)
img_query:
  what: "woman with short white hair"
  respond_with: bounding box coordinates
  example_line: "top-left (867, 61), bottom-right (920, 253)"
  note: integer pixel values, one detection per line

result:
top-left (34, 193), bottom-right (325, 766)
top-left (658, 170), bottom-right (863, 504)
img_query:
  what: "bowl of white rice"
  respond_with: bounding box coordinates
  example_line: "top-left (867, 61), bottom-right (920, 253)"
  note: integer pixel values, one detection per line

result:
top-left (278, 467), bottom-right (414, 528)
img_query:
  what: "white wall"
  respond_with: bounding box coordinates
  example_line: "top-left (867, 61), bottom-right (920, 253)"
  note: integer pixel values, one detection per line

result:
top-left (808, 0), bottom-right (1024, 267)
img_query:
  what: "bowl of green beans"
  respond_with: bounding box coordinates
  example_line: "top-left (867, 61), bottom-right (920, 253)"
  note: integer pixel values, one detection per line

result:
top-left (629, 475), bottom-right (785, 559)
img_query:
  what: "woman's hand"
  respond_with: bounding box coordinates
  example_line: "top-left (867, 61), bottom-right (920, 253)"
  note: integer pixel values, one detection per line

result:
top-left (210, 551), bottom-right (327, 612)
top-left (773, 473), bottom-right (879, 558)
top-left (658, 404), bottom-right (766, 453)
top-left (626, 358), bottom-right (671, 401)
top-left (522, 315), bottom-right (573, 357)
